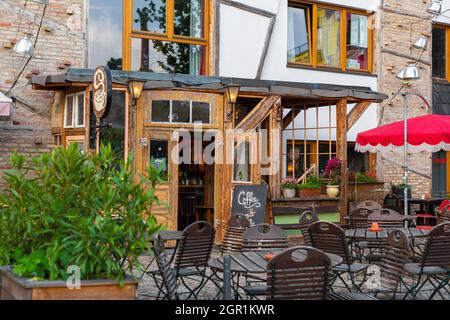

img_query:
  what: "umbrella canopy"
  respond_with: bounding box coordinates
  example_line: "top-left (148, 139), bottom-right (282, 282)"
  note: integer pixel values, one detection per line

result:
top-left (355, 114), bottom-right (450, 153)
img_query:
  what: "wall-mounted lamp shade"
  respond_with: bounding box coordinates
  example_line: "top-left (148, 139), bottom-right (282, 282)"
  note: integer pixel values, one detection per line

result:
top-left (30, 0), bottom-right (49, 4)
top-left (13, 36), bottom-right (33, 56)
top-left (413, 34), bottom-right (429, 50)
top-left (128, 81), bottom-right (145, 101)
top-left (396, 64), bottom-right (420, 81)
top-left (427, 0), bottom-right (442, 15)
top-left (224, 85), bottom-right (240, 105)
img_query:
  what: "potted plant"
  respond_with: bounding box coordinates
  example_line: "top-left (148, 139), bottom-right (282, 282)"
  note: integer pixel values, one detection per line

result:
top-left (391, 183), bottom-right (412, 198)
top-left (0, 144), bottom-right (164, 300)
top-left (281, 177), bottom-right (298, 198)
top-left (325, 157), bottom-right (342, 198)
top-left (297, 176), bottom-right (323, 198)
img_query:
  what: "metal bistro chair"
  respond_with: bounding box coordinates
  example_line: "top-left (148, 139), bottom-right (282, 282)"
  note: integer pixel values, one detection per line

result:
top-left (221, 214), bottom-right (250, 255)
top-left (436, 200), bottom-right (450, 224)
top-left (299, 210), bottom-right (319, 246)
top-left (242, 224), bottom-right (289, 251)
top-left (344, 207), bottom-right (376, 261)
top-left (266, 246), bottom-right (332, 300)
top-left (372, 229), bottom-right (411, 299)
top-left (150, 233), bottom-right (179, 300)
top-left (309, 221), bottom-right (369, 292)
top-left (147, 221), bottom-right (215, 299)
top-left (356, 200), bottom-right (382, 211)
top-left (404, 222), bottom-right (450, 300)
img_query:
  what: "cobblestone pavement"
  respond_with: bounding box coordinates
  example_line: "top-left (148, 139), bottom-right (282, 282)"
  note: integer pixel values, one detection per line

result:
top-left (135, 247), bottom-right (449, 301)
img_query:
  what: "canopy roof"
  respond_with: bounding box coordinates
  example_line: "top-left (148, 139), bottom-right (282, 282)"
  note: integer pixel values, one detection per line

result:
top-left (31, 68), bottom-right (388, 103)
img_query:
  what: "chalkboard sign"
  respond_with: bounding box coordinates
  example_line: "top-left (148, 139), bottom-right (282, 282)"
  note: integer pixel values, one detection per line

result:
top-left (231, 185), bottom-right (268, 226)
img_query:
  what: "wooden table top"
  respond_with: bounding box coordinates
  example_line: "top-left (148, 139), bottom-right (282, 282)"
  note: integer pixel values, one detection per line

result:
top-left (208, 250), bottom-right (343, 274)
top-left (345, 227), bottom-right (430, 240)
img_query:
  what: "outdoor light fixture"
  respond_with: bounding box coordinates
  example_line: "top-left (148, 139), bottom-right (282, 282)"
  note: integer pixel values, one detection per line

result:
top-left (128, 80), bottom-right (145, 107)
top-left (224, 84), bottom-right (240, 120)
top-left (413, 34), bottom-right (430, 50)
top-left (13, 36), bottom-right (33, 56)
top-left (30, 0), bottom-right (49, 4)
top-left (427, 0), bottom-right (442, 15)
top-left (396, 64), bottom-right (420, 81)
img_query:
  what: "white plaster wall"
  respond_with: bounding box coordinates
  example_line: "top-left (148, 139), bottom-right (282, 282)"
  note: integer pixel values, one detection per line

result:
top-left (219, 0), bottom-right (381, 145)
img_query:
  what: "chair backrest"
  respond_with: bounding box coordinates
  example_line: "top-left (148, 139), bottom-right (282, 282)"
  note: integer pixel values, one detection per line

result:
top-left (271, 205), bottom-right (314, 231)
top-left (436, 200), bottom-right (450, 224)
top-left (378, 229), bottom-right (410, 293)
top-left (368, 209), bottom-right (404, 228)
top-left (152, 234), bottom-right (178, 300)
top-left (174, 221), bottom-right (215, 269)
top-left (242, 224), bottom-right (288, 251)
top-left (421, 222), bottom-right (450, 268)
top-left (222, 214), bottom-right (250, 255)
top-left (299, 210), bottom-right (319, 246)
top-left (266, 246), bottom-right (331, 300)
top-left (348, 207), bottom-right (376, 228)
top-left (356, 200), bottom-right (382, 210)
top-left (383, 194), bottom-right (402, 212)
top-left (309, 221), bottom-right (353, 265)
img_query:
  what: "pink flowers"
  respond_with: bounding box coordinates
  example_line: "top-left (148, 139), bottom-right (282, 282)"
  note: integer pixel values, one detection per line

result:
top-left (282, 176), bottom-right (298, 189)
top-left (325, 157), bottom-right (342, 185)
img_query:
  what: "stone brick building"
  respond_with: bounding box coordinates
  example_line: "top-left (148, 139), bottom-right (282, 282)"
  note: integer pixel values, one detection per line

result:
top-left (0, 0), bottom-right (85, 189)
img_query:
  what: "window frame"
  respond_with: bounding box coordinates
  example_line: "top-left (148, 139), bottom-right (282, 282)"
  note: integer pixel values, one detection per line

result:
top-left (287, 1), bottom-right (373, 73)
top-left (64, 92), bottom-right (85, 129)
top-left (432, 24), bottom-right (450, 81)
top-left (123, 0), bottom-right (210, 74)
top-left (149, 99), bottom-right (211, 125)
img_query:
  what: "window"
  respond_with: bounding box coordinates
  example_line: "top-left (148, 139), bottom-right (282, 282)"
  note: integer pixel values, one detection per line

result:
top-left (233, 141), bottom-right (251, 182)
top-left (126, 0), bottom-right (209, 75)
top-left (88, 0), bottom-right (123, 70)
top-left (150, 140), bottom-right (168, 175)
top-left (433, 26), bottom-right (447, 79)
top-left (64, 93), bottom-right (85, 128)
top-left (100, 91), bottom-right (126, 158)
top-left (287, 2), bottom-right (372, 72)
top-left (149, 99), bottom-right (210, 124)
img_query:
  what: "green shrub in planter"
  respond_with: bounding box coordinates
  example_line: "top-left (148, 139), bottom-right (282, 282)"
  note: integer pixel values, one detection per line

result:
top-left (0, 143), bottom-right (165, 285)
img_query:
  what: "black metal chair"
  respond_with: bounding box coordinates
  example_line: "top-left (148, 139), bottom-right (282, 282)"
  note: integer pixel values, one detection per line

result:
top-left (309, 221), bottom-right (369, 292)
top-left (150, 233), bottom-right (178, 300)
top-left (299, 210), bottom-right (319, 246)
top-left (403, 222), bottom-right (450, 300)
top-left (242, 224), bottom-right (289, 251)
top-left (147, 221), bottom-right (215, 299)
top-left (221, 214), bottom-right (250, 255)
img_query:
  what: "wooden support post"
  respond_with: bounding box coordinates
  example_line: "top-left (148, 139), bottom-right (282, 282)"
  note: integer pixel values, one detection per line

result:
top-left (346, 101), bottom-right (372, 131)
top-left (336, 99), bottom-right (348, 222)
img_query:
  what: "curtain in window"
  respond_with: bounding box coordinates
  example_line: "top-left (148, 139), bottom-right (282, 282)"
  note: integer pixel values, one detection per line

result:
top-left (317, 8), bottom-right (340, 67)
top-left (189, 0), bottom-right (205, 75)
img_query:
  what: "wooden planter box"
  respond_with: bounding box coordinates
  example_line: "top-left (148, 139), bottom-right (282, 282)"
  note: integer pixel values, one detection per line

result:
top-left (298, 188), bottom-right (322, 198)
top-left (0, 266), bottom-right (138, 300)
top-left (348, 182), bottom-right (385, 206)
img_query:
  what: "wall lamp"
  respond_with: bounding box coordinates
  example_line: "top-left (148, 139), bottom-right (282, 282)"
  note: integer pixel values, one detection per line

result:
top-left (128, 80), bottom-right (145, 107)
top-left (224, 84), bottom-right (240, 120)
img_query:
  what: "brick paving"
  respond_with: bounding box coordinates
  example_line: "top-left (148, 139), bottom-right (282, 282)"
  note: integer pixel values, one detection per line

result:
top-left (134, 246), bottom-right (449, 301)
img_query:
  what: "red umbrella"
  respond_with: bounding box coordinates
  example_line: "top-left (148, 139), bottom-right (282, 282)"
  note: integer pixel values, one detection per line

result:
top-left (355, 114), bottom-right (450, 153)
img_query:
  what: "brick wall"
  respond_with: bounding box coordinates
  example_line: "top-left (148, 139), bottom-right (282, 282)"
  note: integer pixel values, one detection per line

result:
top-left (0, 0), bottom-right (85, 190)
top-left (375, 0), bottom-right (433, 197)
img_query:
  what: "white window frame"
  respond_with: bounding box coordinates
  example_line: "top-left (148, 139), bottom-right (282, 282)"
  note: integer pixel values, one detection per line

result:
top-left (150, 100), bottom-right (211, 124)
top-left (64, 92), bottom-right (85, 128)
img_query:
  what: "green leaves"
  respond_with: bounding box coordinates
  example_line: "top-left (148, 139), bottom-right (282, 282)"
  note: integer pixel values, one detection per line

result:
top-left (0, 143), bottom-right (165, 284)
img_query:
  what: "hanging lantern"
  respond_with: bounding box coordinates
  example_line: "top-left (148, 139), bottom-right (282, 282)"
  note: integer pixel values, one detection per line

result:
top-left (13, 36), bottom-right (33, 56)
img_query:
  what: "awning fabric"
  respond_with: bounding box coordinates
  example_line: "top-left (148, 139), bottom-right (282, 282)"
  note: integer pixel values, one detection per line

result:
top-left (0, 92), bottom-right (12, 116)
top-left (355, 114), bottom-right (450, 153)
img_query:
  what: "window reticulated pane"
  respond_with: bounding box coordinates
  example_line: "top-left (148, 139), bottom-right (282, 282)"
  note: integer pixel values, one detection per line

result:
top-left (131, 38), bottom-right (206, 75)
top-left (433, 28), bottom-right (446, 78)
top-left (77, 93), bottom-right (85, 127)
top-left (152, 100), bottom-right (170, 122)
top-left (133, 0), bottom-right (166, 34)
top-left (101, 91), bottom-right (126, 158)
top-left (317, 8), bottom-right (341, 68)
top-left (65, 95), bottom-right (74, 127)
top-left (150, 140), bottom-right (168, 174)
top-left (287, 5), bottom-right (311, 64)
top-left (234, 141), bottom-right (251, 182)
top-left (174, 0), bottom-right (204, 38)
top-left (172, 100), bottom-right (190, 123)
top-left (346, 13), bottom-right (369, 70)
top-left (192, 101), bottom-right (210, 123)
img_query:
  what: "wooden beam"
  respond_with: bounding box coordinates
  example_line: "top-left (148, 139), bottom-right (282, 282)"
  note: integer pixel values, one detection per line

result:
top-left (282, 108), bottom-right (302, 130)
top-left (235, 95), bottom-right (280, 132)
top-left (346, 101), bottom-right (371, 131)
top-left (336, 98), bottom-right (348, 222)
top-left (256, 16), bottom-right (276, 79)
top-left (219, 0), bottom-right (275, 18)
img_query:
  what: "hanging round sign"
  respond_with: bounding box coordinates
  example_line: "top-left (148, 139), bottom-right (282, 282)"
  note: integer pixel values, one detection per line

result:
top-left (92, 65), bottom-right (112, 120)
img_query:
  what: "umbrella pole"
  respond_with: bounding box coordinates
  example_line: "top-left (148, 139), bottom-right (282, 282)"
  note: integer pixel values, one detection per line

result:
top-left (403, 93), bottom-right (409, 227)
